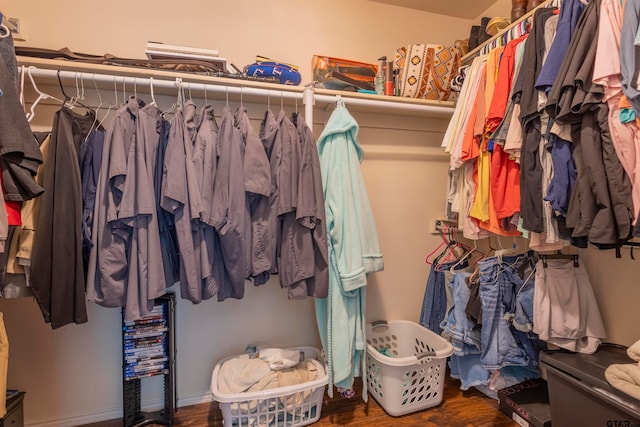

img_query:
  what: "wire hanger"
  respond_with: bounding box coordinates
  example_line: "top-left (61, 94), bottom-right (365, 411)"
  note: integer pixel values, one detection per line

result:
top-left (26, 66), bottom-right (64, 122)
top-left (97, 76), bottom-right (119, 129)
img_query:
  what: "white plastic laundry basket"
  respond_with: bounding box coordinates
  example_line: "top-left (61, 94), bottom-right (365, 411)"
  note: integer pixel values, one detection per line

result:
top-left (210, 346), bottom-right (327, 427)
top-left (366, 320), bottom-right (454, 416)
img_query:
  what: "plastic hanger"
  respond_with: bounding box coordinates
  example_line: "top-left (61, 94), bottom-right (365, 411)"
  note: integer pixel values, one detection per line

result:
top-left (19, 65), bottom-right (26, 107)
top-left (162, 78), bottom-right (183, 116)
top-left (432, 225), bottom-right (470, 270)
top-left (26, 66), bottom-right (64, 122)
top-left (435, 238), bottom-right (470, 271)
top-left (425, 224), bottom-right (451, 265)
top-left (85, 73), bottom-right (103, 139)
top-left (57, 70), bottom-right (92, 112)
top-left (96, 76), bottom-right (119, 130)
top-left (149, 77), bottom-right (157, 106)
top-left (133, 77), bottom-right (138, 100)
top-left (449, 239), bottom-right (485, 272)
top-left (539, 252), bottom-right (579, 268)
top-left (494, 236), bottom-right (521, 263)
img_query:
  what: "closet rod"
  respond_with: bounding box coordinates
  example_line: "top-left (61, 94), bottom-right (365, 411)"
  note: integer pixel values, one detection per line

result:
top-left (26, 66), bottom-right (315, 127)
top-left (312, 93), bottom-right (455, 118)
top-left (27, 67), bottom-right (306, 100)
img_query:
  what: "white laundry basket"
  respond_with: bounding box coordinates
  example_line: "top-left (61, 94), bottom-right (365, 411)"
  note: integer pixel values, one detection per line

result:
top-left (210, 346), bottom-right (327, 427)
top-left (366, 320), bottom-right (454, 416)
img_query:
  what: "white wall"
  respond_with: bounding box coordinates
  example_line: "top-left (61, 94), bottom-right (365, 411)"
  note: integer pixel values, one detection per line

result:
top-left (2, 1), bottom-right (471, 425)
top-left (5, 1), bottom-right (639, 425)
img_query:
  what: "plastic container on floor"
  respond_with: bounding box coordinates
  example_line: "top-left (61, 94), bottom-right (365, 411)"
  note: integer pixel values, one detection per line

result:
top-left (366, 320), bottom-right (454, 417)
top-left (210, 346), bottom-right (327, 427)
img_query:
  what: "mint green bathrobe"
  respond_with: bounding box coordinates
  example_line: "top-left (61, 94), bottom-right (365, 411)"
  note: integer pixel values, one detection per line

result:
top-left (315, 101), bottom-right (384, 400)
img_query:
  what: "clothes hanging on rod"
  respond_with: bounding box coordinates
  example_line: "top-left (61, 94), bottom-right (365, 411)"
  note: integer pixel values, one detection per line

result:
top-left (429, 247), bottom-right (542, 398)
top-left (7, 63), bottom-right (330, 324)
top-left (443, 0), bottom-right (639, 253)
top-left (533, 256), bottom-right (606, 353)
top-left (31, 106), bottom-right (91, 328)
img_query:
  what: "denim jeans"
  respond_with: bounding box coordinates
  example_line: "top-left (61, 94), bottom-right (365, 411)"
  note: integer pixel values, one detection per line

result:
top-left (420, 260), bottom-right (468, 335)
top-left (449, 353), bottom-right (491, 391)
top-left (478, 255), bottom-right (539, 370)
top-left (512, 268), bottom-right (535, 334)
top-left (440, 271), bottom-right (482, 356)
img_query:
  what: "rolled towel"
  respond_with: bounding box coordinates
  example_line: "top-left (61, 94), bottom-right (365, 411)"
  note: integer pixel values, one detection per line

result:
top-left (628, 339), bottom-right (640, 362)
top-left (604, 363), bottom-right (640, 401)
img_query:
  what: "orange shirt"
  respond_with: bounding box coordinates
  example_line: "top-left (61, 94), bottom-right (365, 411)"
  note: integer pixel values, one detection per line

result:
top-left (486, 35), bottom-right (529, 135)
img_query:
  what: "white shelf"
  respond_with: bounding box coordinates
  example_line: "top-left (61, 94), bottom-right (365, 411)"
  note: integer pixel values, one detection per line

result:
top-left (17, 56), bottom-right (456, 121)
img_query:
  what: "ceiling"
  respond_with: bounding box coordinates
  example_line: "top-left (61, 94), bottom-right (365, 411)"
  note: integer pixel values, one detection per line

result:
top-left (367, 0), bottom-right (499, 19)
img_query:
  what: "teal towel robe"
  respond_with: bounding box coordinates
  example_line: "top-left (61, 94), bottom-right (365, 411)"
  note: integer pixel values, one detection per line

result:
top-left (315, 102), bottom-right (384, 400)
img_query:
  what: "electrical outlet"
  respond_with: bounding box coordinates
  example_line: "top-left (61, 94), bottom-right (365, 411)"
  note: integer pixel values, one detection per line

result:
top-left (430, 218), bottom-right (457, 234)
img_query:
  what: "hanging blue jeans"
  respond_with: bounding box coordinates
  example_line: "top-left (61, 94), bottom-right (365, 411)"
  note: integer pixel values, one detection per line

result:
top-left (478, 255), bottom-right (539, 370)
top-left (440, 271), bottom-right (482, 355)
top-left (420, 260), bottom-right (468, 336)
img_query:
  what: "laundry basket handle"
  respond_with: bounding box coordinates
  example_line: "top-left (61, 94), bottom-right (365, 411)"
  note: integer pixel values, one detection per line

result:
top-left (371, 320), bottom-right (389, 331)
top-left (415, 350), bottom-right (437, 360)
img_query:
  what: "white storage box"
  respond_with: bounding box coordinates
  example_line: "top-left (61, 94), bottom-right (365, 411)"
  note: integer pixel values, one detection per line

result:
top-left (211, 346), bottom-right (327, 427)
top-left (366, 320), bottom-right (454, 416)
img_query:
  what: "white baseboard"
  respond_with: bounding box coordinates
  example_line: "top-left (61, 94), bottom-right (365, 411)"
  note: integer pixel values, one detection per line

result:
top-left (25, 392), bottom-right (214, 427)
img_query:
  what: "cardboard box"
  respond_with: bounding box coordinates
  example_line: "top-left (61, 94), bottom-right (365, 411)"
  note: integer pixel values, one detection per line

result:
top-left (498, 378), bottom-right (552, 427)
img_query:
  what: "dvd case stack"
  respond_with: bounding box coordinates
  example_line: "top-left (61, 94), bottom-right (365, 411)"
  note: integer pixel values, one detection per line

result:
top-left (123, 305), bottom-right (169, 381)
top-left (122, 294), bottom-right (176, 427)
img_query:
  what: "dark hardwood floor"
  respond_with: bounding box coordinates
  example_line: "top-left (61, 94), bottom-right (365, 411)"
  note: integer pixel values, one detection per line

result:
top-left (80, 374), bottom-right (516, 427)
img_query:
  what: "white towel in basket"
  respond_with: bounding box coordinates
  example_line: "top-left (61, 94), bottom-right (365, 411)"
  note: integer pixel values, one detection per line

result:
top-left (216, 356), bottom-right (325, 426)
top-left (259, 348), bottom-right (302, 371)
top-left (217, 355), bottom-right (277, 394)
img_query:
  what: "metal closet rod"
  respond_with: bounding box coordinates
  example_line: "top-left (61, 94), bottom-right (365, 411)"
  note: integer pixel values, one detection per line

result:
top-left (313, 93), bottom-right (454, 117)
top-left (26, 66), bottom-right (315, 127)
top-left (26, 67), bottom-right (306, 101)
